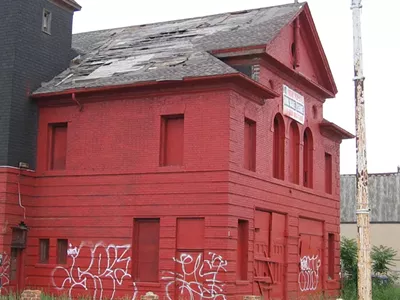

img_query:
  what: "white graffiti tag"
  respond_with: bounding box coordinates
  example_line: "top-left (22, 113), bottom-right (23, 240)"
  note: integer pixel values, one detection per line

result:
top-left (0, 253), bottom-right (10, 293)
top-left (52, 242), bottom-right (136, 300)
top-left (162, 252), bottom-right (227, 300)
top-left (298, 255), bottom-right (321, 292)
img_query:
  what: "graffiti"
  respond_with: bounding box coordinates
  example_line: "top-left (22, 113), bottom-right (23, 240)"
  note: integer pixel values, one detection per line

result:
top-left (67, 244), bottom-right (78, 256)
top-left (298, 255), bottom-right (321, 292)
top-left (162, 252), bottom-right (227, 300)
top-left (0, 253), bottom-right (10, 292)
top-left (52, 242), bottom-right (136, 300)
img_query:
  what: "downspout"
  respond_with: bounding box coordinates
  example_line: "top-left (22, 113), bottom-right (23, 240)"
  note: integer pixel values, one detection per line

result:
top-left (17, 168), bottom-right (26, 219)
top-left (72, 92), bottom-right (83, 111)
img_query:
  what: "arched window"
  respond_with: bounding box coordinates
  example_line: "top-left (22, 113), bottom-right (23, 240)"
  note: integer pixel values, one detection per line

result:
top-left (273, 114), bottom-right (285, 180)
top-left (303, 128), bottom-right (313, 188)
top-left (289, 121), bottom-right (300, 184)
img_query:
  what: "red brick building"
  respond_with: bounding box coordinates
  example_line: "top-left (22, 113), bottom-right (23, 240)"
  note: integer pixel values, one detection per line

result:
top-left (0, 1), bottom-right (353, 299)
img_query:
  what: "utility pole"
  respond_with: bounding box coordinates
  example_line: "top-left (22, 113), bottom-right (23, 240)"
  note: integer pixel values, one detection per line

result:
top-left (351, 0), bottom-right (372, 299)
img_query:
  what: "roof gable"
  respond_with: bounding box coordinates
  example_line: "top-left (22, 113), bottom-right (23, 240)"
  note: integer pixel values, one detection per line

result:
top-left (34, 3), bottom-right (305, 95)
top-left (266, 3), bottom-right (337, 96)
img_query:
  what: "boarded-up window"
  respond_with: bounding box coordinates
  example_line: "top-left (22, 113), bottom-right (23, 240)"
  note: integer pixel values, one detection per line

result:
top-left (254, 210), bottom-right (286, 296)
top-left (48, 123), bottom-right (68, 170)
top-left (303, 128), bottom-right (313, 188)
top-left (176, 218), bottom-right (204, 250)
top-left (237, 220), bottom-right (249, 280)
top-left (328, 233), bottom-right (335, 279)
top-left (133, 219), bottom-right (160, 282)
top-left (176, 218), bottom-right (205, 295)
top-left (244, 118), bottom-right (256, 171)
top-left (39, 239), bottom-right (49, 263)
top-left (289, 121), bottom-right (300, 184)
top-left (57, 239), bottom-right (68, 264)
top-left (160, 115), bottom-right (184, 166)
top-left (273, 114), bottom-right (285, 180)
top-left (325, 153), bottom-right (333, 194)
top-left (298, 219), bottom-right (323, 293)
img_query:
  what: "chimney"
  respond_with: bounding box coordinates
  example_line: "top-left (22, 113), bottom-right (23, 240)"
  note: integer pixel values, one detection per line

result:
top-left (397, 166), bottom-right (400, 173)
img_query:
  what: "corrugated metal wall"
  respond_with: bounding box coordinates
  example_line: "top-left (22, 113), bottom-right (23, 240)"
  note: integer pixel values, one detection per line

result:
top-left (341, 172), bottom-right (400, 222)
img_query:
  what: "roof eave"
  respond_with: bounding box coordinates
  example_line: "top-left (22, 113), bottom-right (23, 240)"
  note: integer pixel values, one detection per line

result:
top-left (31, 73), bottom-right (279, 101)
top-left (211, 45), bottom-right (267, 58)
top-left (261, 52), bottom-right (335, 99)
top-left (320, 119), bottom-right (355, 140)
top-left (210, 46), bottom-right (336, 100)
top-left (49, 0), bottom-right (82, 12)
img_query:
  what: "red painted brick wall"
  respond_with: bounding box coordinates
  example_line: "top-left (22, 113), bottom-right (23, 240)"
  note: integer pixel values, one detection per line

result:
top-left (26, 89), bottom-right (234, 298)
top-left (0, 168), bottom-right (35, 294)
top-left (0, 19), bottom-right (343, 300)
top-left (224, 55), bottom-right (341, 298)
top-left (22, 78), bottom-right (340, 299)
top-left (35, 90), bottom-right (230, 174)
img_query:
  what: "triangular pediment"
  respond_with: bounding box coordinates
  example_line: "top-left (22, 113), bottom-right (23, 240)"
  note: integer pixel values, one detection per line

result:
top-left (266, 3), bottom-right (337, 96)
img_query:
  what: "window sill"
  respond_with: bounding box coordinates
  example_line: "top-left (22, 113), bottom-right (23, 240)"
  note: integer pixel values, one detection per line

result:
top-left (236, 280), bottom-right (250, 286)
top-left (158, 165), bottom-right (184, 171)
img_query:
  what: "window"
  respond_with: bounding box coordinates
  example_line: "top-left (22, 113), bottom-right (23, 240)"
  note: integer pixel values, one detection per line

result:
top-left (48, 123), bottom-right (68, 170)
top-left (325, 153), bottom-right (333, 194)
top-left (176, 218), bottom-right (205, 281)
top-left (160, 115), bottom-right (184, 166)
top-left (328, 233), bottom-right (335, 279)
top-left (303, 128), bottom-right (313, 188)
top-left (57, 239), bottom-right (68, 264)
top-left (42, 9), bottom-right (52, 34)
top-left (289, 121), bottom-right (300, 184)
top-left (39, 239), bottom-right (50, 264)
top-left (133, 219), bottom-right (160, 282)
top-left (273, 114), bottom-right (285, 180)
top-left (232, 65), bottom-right (253, 78)
top-left (237, 220), bottom-right (249, 280)
top-left (244, 118), bottom-right (256, 171)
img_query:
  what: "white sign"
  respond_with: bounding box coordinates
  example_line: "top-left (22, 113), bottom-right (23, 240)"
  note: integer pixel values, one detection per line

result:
top-left (283, 85), bottom-right (305, 124)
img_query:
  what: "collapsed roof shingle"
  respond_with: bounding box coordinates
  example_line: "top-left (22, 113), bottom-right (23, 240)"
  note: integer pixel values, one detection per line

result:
top-left (34, 2), bottom-right (304, 95)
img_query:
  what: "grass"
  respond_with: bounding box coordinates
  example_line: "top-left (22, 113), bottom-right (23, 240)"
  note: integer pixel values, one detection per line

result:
top-left (341, 280), bottom-right (400, 300)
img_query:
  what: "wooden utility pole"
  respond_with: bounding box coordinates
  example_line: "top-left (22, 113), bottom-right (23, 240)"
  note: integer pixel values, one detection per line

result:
top-left (351, 0), bottom-right (372, 299)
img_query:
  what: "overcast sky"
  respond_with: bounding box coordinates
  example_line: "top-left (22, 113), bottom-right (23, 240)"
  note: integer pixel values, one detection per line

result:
top-left (72, 0), bottom-right (400, 175)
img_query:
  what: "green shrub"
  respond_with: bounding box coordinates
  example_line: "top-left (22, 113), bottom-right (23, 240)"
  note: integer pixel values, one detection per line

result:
top-left (340, 237), bottom-right (400, 299)
top-left (371, 245), bottom-right (398, 283)
top-left (340, 237), bottom-right (358, 282)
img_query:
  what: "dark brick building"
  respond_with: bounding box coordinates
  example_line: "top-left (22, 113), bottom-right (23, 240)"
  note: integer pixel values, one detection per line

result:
top-left (0, 0), bottom-right (81, 168)
top-left (0, 1), bottom-right (353, 299)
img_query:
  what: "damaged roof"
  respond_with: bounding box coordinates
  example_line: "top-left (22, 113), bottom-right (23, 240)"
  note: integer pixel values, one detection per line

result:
top-left (34, 2), bottom-right (304, 95)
